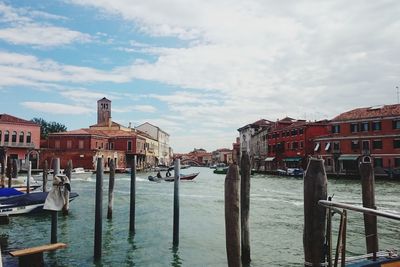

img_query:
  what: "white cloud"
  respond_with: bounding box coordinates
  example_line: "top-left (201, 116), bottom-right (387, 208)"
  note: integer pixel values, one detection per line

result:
top-left (21, 102), bottom-right (93, 115)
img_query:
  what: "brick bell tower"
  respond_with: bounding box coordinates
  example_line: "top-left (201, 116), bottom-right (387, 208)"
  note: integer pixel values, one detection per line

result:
top-left (97, 97), bottom-right (111, 125)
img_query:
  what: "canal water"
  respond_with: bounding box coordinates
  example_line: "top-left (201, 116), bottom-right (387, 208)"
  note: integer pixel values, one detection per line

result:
top-left (1, 167), bottom-right (399, 266)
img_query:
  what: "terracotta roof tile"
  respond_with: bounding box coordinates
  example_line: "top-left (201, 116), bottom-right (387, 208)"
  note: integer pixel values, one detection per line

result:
top-left (333, 104), bottom-right (400, 121)
top-left (0, 114), bottom-right (39, 126)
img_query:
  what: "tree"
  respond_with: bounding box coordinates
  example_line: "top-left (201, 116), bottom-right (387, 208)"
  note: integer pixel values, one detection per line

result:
top-left (31, 117), bottom-right (67, 139)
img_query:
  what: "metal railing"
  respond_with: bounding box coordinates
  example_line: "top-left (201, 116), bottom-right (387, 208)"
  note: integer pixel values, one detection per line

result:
top-left (0, 142), bottom-right (35, 148)
top-left (318, 200), bottom-right (400, 267)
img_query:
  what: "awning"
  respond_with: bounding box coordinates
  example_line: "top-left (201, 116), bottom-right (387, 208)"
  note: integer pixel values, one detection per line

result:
top-left (283, 157), bottom-right (302, 162)
top-left (314, 142), bottom-right (320, 151)
top-left (338, 155), bottom-right (359, 161)
top-left (325, 142), bottom-right (331, 151)
top-left (264, 157), bottom-right (275, 162)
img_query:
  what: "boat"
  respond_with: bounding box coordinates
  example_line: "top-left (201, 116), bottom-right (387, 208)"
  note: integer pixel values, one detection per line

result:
top-left (0, 188), bottom-right (24, 199)
top-left (286, 168), bottom-right (304, 177)
top-left (0, 192), bottom-right (79, 215)
top-left (213, 167), bottom-right (228, 174)
top-left (148, 175), bottom-right (163, 182)
top-left (68, 167), bottom-right (92, 179)
top-left (164, 172), bottom-right (200, 182)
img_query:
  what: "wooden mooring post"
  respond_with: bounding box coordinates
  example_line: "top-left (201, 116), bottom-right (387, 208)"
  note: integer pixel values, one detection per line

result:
top-left (12, 159), bottom-right (18, 179)
top-left (94, 158), bottom-right (103, 261)
top-left (6, 157), bottom-right (11, 188)
top-left (173, 159), bottom-right (180, 247)
top-left (303, 157), bottom-right (327, 267)
top-left (129, 156), bottom-right (136, 234)
top-left (43, 160), bottom-right (48, 193)
top-left (26, 161), bottom-right (31, 194)
top-left (107, 159), bottom-right (115, 220)
top-left (63, 160), bottom-right (73, 215)
top-left (0, 149), bottom-right (5, 188)
top-left (225, 164), bottom-right (241, 267)
top-left (51, 158), bottom-right (61, 244)
top-left (359, 158), bottom-right (378, 258)
top-left (240, 151), bottom-right (251, 265)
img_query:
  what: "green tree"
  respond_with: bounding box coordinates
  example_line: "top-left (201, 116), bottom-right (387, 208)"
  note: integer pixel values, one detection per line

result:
top-left (31, 117), bottom-right (67, 139)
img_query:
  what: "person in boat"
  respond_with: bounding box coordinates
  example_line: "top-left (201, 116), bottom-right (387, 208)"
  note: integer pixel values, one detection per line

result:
top-left (166, 169), bottom-right (171, 177)
top-left (156, 171), bottom-right (162, 179)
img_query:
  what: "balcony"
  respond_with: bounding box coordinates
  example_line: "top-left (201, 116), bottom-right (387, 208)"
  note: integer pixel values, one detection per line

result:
top-left (1, 142), bottom-right (35, 148)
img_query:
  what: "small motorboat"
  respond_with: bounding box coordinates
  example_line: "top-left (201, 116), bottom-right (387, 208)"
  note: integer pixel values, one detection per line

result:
top-left (213, 167), bottom-right (228, 174)
top-left (148, 175), bottom-right (163, 182)
top-left (164, 172), bottom-right (199, 182)
top-left (0, 192), bottom-right (79, 216)
top-left (68, 167), bottom-right (92, 180)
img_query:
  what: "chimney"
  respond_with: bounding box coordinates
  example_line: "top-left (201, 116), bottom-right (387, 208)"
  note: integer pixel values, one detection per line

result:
top-left (129, 122), bottom-right (131, 129)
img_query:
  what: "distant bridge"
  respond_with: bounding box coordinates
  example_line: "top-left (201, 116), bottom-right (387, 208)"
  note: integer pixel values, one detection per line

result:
top-left (180, 158), bottom-right (203, 166)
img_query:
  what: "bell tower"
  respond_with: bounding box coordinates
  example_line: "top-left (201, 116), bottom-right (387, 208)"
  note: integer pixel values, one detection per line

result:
top-left (97, 97), bottom-right (111, 125)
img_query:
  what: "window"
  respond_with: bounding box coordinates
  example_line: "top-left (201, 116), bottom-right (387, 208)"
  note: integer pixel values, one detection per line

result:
top-left (361, 122), bottom-right (369, 132)
top-left (314, 142), bottom-right (320, 152)
top-left (26, 132), bottom-right (31, 143)
top-left (292, 142), bottom-right (298, 150)
top-left (291, 129), bottom-right (297, 136)
top-left (325, 142), bottom-right (331, 151)
top-left (395, 158), bottom-right (400, 167)
top-left (333, 141), bottom-right (340, 152)
top-left (394, 139), bottom-right (400, 149)
top-left (351, 140), bottom-right (360, 150)
top-left (332, 125), bottom-right (340, 134)
top-left (19, 132), bottom-right (24, 143)
top-left (372, 140), bottom-right (382, 149)
top-left (67, 140), bottom-right (72, 149)
top-left (11, 131), bottom-right (17, 143)
top-left (374, 158), bottom-right (383, 168)
top-left (4, 131), bottom-right (9, 142)
top-left (299, 129), bottom-right (304, 135)
top-left (393, 120), bottom-right (400, 129)
top-left (55, 140), bottom-right (60, 149)
top-left (127, 141), bottom-right (132, 151)
top-left (300, 141), bottom-right (304, 149)
top-left (110, 142), bottom-right (114, 150)
top-left (0, 130), bottom-right (2, 143)
top-left (79, 140), bottom-right (84, 149)
top-left (372, 121), bottom-right (381, 131)
top-left (326, 158), bottom-right (332, 166)
top-left (350, 123), bottom-right (359, 133)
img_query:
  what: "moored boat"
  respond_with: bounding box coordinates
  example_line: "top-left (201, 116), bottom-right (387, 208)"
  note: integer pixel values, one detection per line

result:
top-left (0, 192), bottom-right (79, 216)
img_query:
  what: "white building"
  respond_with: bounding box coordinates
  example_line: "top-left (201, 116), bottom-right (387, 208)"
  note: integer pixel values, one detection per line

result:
top-left (136, 122), bottom-right (171, 165)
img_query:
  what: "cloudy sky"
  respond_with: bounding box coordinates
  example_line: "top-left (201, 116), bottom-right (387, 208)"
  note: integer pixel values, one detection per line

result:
top-left (0, 1), bottom-right (399, 152)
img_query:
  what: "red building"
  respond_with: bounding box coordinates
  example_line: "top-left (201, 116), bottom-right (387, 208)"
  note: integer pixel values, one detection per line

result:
top-left (40, 128), bottom-right (145, 170)
top-left (313, 104), bottom-right (400, 177)
top-left (0, 114), bottom-right (41, 168)
top-left (265, 118), bottom-right (329, 170)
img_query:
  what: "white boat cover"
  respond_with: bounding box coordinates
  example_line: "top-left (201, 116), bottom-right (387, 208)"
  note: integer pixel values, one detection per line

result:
top-left (43, 175), bottom-right (70, 211)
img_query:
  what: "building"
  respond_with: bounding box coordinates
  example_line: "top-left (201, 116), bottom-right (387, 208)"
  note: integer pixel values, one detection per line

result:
top-left (0, 114), bottom-right (41, 168)
top-left (266, 118), bottom-right (329, 171)
top-left (175, 148), bottom-right (212, 166)
top-left (136, 122), bottom-right (171, 166)
top-left (232, 137), bottom-right (240, 164)
top-left (212, 148), bottom-right (233, 165)
top-left (237, 119), bottom-right (273, 168)
top-left (313, 104), bottom-right (400, 177)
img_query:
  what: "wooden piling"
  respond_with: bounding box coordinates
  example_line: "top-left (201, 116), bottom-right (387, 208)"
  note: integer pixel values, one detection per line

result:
top-left (240, 151), bottom-right (251, 264)
top-left (107, 159), bottom-right (115, 220)
top-left (51, 158), bottom-right (60, 244)
top-left (173, 159), bottom-right (180, 247)
top-left (359, 160), bottom-right (379, 256)
top-left (303, 157), bottom-right (327, 267)
top-left (129, 156), bottom-right (136, 233)
top-left (0, 149), bottom-right (5, 188)
top-left (26, 162), bottom-right (31, 194)
top-left (63, 160), bottom-right (73, 215)
top-left (43, 160), bottom-right (48, 193)
top-left (11, 159), bottom-right (18, 178)
top-left (225, 164), bottom-right (241, 267)
top-left (6, 157), bottom-right (11, 188)
top-left (94, 158), bottom-right (103, 261)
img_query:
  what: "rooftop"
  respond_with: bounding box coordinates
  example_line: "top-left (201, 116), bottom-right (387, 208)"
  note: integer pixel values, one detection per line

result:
top-left (333, 104), bottom-right (400, 121)
top-left (0, 114), bottom-right (40, 126)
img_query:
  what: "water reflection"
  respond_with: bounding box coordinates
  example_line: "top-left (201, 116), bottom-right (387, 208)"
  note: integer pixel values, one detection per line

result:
top-left (124, 235), bottom-right (137, 266)
top-left (170, 246), bottom-right (182, 267)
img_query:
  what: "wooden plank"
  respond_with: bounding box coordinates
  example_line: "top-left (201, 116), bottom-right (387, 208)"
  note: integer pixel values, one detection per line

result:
top-left (9, 242), bottom-right (67, 257)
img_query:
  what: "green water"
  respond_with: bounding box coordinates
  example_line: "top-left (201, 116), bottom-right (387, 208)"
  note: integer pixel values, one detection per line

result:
top-left (1, 167), bottom-right (399, 266)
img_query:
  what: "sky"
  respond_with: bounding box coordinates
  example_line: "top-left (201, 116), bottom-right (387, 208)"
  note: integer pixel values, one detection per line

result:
top-left (0, 1), bottom-right (399, 153)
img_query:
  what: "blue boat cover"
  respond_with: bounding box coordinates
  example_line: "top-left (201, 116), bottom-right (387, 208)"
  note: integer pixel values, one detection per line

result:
top-left (0, 188), bottom-right (24, 197)
top-left (0, 192), bottom-right (78, 207)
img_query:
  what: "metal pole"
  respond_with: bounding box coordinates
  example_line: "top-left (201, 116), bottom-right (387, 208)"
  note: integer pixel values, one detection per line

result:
top-left (27, 161), bottom-right (31, 194)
